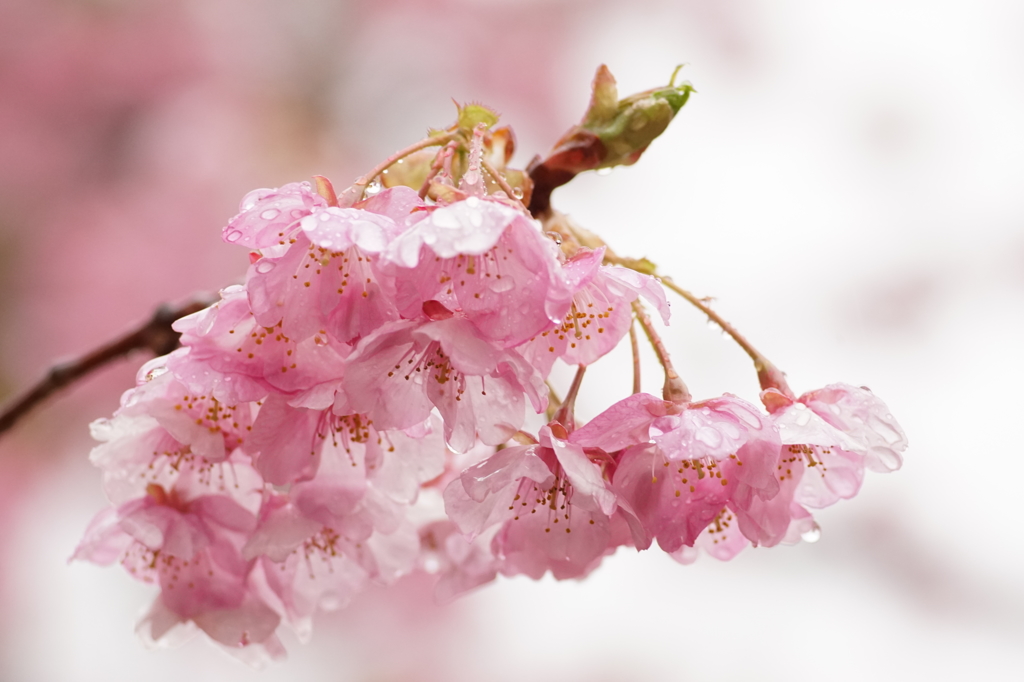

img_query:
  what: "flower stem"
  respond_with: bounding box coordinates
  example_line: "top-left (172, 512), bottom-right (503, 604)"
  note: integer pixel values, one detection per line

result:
top-left (418, 141), bottom-right (457, 199)
top-left (632, 301), bottom-right (690, 404)
top-left (546, 382), bottom-right (562, 421)
top-left (628, 319), bottom-right (641, 394)
top-left (481, 157), bottom-right (528, 211)
top-left (658, 276), bottom-right (793, 397)
top-left (553, 365), bottom-right (587, 430)
top-left (340, 133), bottom-right (458, 206)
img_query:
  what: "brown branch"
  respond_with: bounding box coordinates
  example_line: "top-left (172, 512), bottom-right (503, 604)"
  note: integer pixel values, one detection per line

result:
top-left (0, 293), bottom-right (218, 436)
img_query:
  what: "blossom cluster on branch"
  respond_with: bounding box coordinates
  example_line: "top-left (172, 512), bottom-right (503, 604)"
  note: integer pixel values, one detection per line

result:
top-left (70, 67), bottom-right (907, 663)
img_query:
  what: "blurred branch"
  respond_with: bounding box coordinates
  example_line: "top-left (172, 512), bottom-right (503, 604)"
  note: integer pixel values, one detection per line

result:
top-left (0, 293), bottom-right (217, 437)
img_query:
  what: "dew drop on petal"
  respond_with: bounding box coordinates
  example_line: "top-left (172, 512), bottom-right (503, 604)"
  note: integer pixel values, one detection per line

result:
top-left (801, 523), bottom-right (821, 543)
top-left (144, 366), bottom-right (168, 382)
top-left (225, 229), bottom-right (243, 243)
top-left (512, 187), bottom-right (524, 199)
top-left (255, 260), bottom-right (277, 274)
top-left (596, 167), bottom-right (613, 176)
top-left (365, 181), bottom-right (383, 196)
top-left (260, 209), bottom-right (281, 220)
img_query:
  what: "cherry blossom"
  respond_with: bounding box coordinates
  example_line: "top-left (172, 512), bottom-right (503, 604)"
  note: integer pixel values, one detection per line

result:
top-left (573, 392), bottom-right (785, 553)
top-left (384, 195), bottom-right (575, 348)
top-left (444, 424), bottom-right (624, 579)
top-left (338, 316), bottom-right (546, 453)
top-left (761, 383), bottom-right (907, 509)
top-left (60, 71), bottom-right (908, 661)
top-left (520, 247), bottom-right (670, 377)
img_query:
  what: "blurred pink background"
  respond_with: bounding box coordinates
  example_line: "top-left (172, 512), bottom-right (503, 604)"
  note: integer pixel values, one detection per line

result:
top-left (1, 0), bottom-right (1022, 680)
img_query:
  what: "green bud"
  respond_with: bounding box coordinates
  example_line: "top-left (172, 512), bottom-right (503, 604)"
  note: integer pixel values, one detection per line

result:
top-left (455, 102), bottom-right (500, 133)
top-left (581, 65), bottom-right (694, 169)
top-left (528, 65), bottom-right (694, 215)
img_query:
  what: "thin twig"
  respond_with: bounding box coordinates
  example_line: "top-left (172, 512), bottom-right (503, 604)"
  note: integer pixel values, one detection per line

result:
top-left (553, 364), bottom-right (587, 431)
top-left (628, 319), bottom-right (641, 394)
top-left (0, 293), bottom-right (218, 436)
top-left (341, 133), bottom-right (458, 206)
top-left (657, 276), bottom-right (793, 396)
top-left (480, 157), bottom-right (528, 212)
top-left (632, 301), bottom-right (690, 404)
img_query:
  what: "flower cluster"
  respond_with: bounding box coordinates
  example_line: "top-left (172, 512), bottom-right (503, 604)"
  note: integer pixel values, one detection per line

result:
top-left (73, 78), bottom-right (907, 662)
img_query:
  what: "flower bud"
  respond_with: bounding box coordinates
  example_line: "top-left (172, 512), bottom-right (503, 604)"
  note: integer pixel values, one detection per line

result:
top-left (528, 65), bottom-right (693, 215)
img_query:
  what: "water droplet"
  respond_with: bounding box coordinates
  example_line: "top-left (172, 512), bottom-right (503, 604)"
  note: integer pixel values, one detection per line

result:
top-left (695, 427), bottom-right (722, 447)
top-left (260, 208), bottom-right (281, 220)
top-left (144, 366), bottom-right (169, 382)
top-left (512, 187), bottom-right (524, 199)
top-left (255, 260), bottom-right (277, 274)
top-left (365, 181), bottom-right (383, 196)
top-left (545, 231), bottom-right (562, 245)
top-left (801, 523), bottom-right (821, 543)
top-left (596, 167), bottom-right (613, 176)
top-left (465, 196), bottom-right (480, 208)
top-left (225, 229), bottom-right (243, 243)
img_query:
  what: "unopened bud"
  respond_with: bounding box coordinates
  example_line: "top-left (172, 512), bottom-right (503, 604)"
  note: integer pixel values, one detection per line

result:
top-left (528, 64), bottom-right (693, 215)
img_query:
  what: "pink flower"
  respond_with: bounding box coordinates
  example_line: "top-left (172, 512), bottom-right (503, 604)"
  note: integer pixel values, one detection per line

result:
top-left (444, 424), bottom-right (623, 580)
top-left (243, 492), bottom-right (420, 634)
top-left (246, 229), bottom-right (396, 346)
top-left (74, 470), bottom-right (281, 655)
top-left (384, 196), bottom-right (574, 348)
top-left (244, 187), bottom-right (424, 345)
top-left (572, 393), bottom-right (785, 553)
top-left (169, 285), bottom-right (351, 406)
top-left (339, 317), bottom-right (546, 453)
top-left (89, 358), bottom-right (258, 503)
top-left (520, 248), bottom-right (671, 377)
top-left (761, 383), bottom-right (907, 508)
top-left (223, 181), bottom-right (326, 251)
